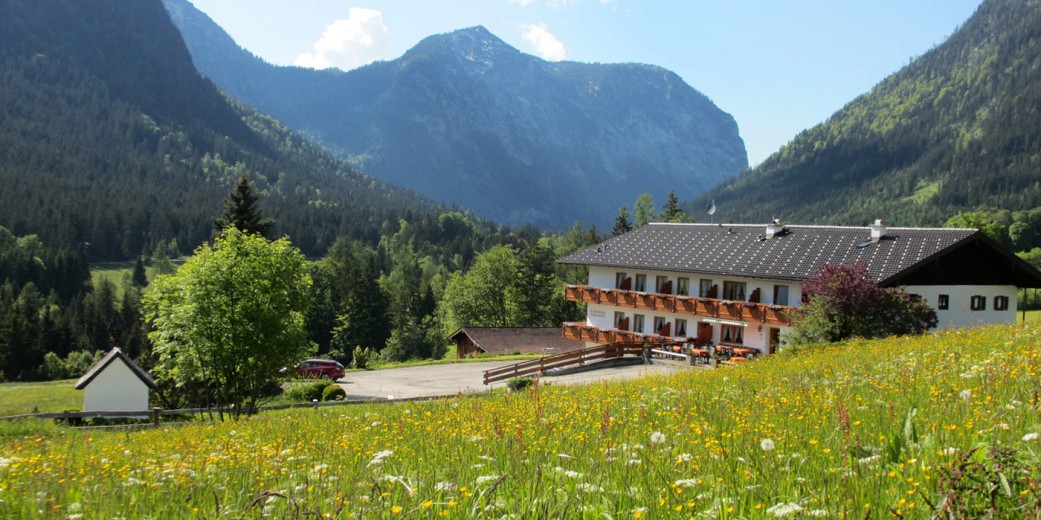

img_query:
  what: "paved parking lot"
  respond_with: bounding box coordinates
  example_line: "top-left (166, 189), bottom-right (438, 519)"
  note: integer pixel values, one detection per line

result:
top-left (338, 359), bottom-right (687, 400)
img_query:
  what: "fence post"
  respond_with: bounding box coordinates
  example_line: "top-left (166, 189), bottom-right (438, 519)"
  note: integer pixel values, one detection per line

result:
top-left (151, 407), bottom-right (161, 427)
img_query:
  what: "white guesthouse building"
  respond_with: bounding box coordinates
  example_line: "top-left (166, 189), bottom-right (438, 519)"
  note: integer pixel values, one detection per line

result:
top-left (558, 221), bottom-right (1041, 354)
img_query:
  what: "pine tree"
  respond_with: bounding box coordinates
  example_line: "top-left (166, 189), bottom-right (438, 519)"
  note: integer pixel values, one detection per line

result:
top-left (661, 191), bottom-right (688, 223)
top-left (131, 256), bottom-right (148, 287)
top-left (612, 206), bottom-right (633, 236)
top-left (214, 174), bottom-right (274, 238)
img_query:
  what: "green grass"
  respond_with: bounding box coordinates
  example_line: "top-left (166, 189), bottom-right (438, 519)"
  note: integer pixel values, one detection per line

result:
top-left (0, 379), bottom-right (82, 416)
top-left (901, 179), bottom-right (941, 204)
top-left (90, 261), bottom-right (178, 293)
top-left (1, 325), bottom-right (1039, 518)
top-left (1019, 309), bottom-right (1041, 324)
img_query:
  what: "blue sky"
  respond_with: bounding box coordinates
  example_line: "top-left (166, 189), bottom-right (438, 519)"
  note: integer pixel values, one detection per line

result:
top-left (188, 0), bottom-right (982, 166)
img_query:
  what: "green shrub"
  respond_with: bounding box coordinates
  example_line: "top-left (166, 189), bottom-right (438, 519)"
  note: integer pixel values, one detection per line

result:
top-left (351, 346), bottom-right (372, 369)
top-left (506, 377), bottom-right (534, 392)
top-left (285, 380), bottom-right (332, 402)
top-left (322, 384), bottom-right (346, 401)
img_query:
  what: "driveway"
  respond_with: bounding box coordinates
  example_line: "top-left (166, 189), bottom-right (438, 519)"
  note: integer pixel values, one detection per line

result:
top-left (337, 359), bottom-right (687, 400)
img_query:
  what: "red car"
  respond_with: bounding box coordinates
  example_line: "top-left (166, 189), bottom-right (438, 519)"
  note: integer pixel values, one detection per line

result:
top-left (295, 359), bottom-right (345, 380)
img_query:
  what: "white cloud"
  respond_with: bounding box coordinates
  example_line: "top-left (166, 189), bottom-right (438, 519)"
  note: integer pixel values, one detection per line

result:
top-left (294, 8), bottom-right (389, 71)
top-left (509, 0), bottom-right (536, 6)
top-left (522, 23), bottom-right (566, 61)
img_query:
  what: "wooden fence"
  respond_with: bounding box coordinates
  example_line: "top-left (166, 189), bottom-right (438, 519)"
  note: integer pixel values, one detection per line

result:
top-left (483, 342), bottom-right (647, 385)
top-left (0, 393), bottom-right (470, 424)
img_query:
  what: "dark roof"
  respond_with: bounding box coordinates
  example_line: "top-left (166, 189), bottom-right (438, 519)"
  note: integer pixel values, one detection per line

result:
top-left (559, 222), bottom-right (1041, 287)
top-left (75, 348), bottom-right (156, 390)
top-left (448, 327), bottom-right (580, 356)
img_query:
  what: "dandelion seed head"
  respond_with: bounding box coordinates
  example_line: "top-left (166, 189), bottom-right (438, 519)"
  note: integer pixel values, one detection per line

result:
top-left (1023, 432), bottom-right (1040, 442)
top-left (760, 438), bottom-right (776, 451)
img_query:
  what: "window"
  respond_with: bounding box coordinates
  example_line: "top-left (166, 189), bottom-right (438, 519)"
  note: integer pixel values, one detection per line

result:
top-left (614, 311), bottom-right (626, 328)
top-left (773, 285), bottom-right (789, 306)
top-left (721, 325), bottom-right (744, 345)
top-left (970, 295), bottom-right (986, 311)
top-left (937, 294), bottom-right (949, 310)
top-left (677, 277), bottom-right (690, 296)
top-left (633, 314), bottom-right (645, 333)
top-left (675, 319), bottom-right (688, 337)
top-left (699, 279), bottom-right (713, 297)
top-left (634, 274), bottom-right (647, 292)
top-left (655, 276), bottom-right (669, 293)
top-left (722, 281), bottom-right (746, 301)
top-left (653, 316), bottom-right (666, 334)
top-left (615, 272), bottom-right (627, 289)
top-left (995, 295), bottom-right (1009, 311)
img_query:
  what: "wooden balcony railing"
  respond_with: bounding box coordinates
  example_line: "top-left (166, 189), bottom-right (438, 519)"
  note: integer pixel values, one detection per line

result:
top-left (564, 284), bottom-right (795, 326)
top-left (562, 322), bottom-right (673, 345)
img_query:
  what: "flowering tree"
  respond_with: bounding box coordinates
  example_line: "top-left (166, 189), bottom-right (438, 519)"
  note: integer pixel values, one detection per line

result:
top-left (787, 263), bottom-right (937, 346)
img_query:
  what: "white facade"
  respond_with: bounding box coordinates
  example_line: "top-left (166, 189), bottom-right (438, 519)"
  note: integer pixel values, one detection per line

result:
top-left (81, 359), bottom-right (151, 412)
top-left (585, 266), bottom-right (798, 353)
top-left (580, 268), bottom-right (1021, 354)
top-left (907, 284), bottom-right (1018, 329)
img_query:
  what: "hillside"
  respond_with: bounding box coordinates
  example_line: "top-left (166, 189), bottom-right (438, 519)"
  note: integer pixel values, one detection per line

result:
top-left (164, 0), bottom-right (748, 228)
top-left (0, 0), bottom-right (439, 259)
top-left (2, 324), bottom-right (1039, 517)
top-left (693, 0), bottom-right (1041, 227)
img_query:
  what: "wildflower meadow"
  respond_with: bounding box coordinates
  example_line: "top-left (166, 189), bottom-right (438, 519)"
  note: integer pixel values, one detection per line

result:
top-left (1, 324), bottom-right (1039, 518)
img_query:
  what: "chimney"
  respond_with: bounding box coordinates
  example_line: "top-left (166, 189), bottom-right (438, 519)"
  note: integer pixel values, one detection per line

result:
top-left (869, 219), bottom-right (887, 242)
top-left (765, 218), bottom-right (783, 239)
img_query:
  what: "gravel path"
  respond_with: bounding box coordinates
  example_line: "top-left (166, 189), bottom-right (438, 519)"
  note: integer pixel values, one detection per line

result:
top-left (338, 359), bottom-right (688, 400)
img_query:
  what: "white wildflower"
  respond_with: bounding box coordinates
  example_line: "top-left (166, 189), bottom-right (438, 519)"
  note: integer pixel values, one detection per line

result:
top-left (674, 478), bottom-right (699, 488)
top-left (675, 453), bottom-right (693, 463)
top-left (766, 502), bottom-right (804, 517)
top-left (557, 453), bottom-right (575, 459)
top-left (229, 429), bottom-right (237, 436)
top-left (368, 449), bottom-right (393, 466)
top-left (626, 458), bottom-right (642, 465)
top-left (475, 475), bottom-right (501, 486)
top-left (649, 431), bottom-right (666, 445)
top-left (959, 389), bottom-right (972, 402)
top-left (1023, 432), bottom-right (1040, 442)
top-left (943, 447), bottom-right (958, 456)
top-left (576, 483), bottom-right (603, 493)
top-left (760, 438), bottom-right (775, 451)
top-left (434, 481), bottom-right (456, 492)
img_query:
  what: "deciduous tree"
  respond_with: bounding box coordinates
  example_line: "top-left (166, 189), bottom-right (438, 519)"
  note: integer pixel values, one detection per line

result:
top-left (145, 227), bottom-right (312, 418)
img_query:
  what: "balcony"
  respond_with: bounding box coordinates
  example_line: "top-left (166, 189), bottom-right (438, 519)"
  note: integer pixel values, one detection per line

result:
top-left (562, 322), bottom-right (673, 345)
top-left (564, 284), bottom-right (795, 326)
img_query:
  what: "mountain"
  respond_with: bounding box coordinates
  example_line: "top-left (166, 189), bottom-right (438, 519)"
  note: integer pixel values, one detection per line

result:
top-left (163, 0), bottom-right (748, 228)
top-left (692, 0), bottom-right (1041, 227)
top-left (0, 0), bottom-right (440, 259)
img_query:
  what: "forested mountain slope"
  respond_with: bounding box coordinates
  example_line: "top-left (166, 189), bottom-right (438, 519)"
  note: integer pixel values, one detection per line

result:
top-left (0, 0), bottom-right (439, 259)
top-left (165, 0), bottom-right (748, 229)
top-left (693, 0), bottom-right (1041, 227)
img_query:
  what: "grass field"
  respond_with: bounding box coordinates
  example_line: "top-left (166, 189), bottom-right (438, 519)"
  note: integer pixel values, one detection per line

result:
top-left (1, 324), bottom-right (1039, 518)
top-left (1020, 309), bottom-right (1041, 324)
top-left (0, 379), bottom-right (81, 416)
